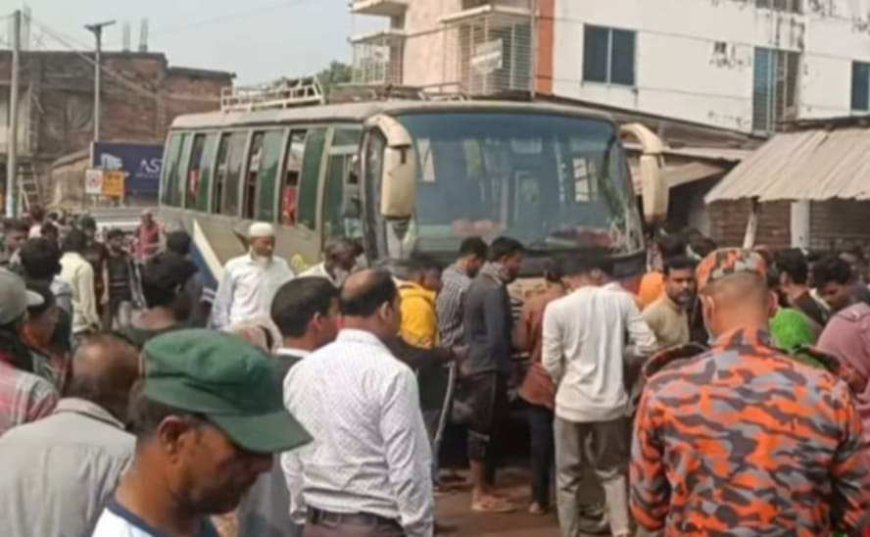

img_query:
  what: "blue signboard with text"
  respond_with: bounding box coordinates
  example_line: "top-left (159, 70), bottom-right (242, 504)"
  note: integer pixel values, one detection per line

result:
top-left (91, 142), bottom-right (163, 199)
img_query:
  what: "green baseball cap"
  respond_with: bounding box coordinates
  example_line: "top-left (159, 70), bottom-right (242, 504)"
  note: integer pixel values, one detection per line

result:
top-left (142, 329), bottom-right (311, 454)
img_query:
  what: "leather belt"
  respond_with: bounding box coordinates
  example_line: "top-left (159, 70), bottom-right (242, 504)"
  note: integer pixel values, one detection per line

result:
top-left (307, 507), bottom-right (403, 532)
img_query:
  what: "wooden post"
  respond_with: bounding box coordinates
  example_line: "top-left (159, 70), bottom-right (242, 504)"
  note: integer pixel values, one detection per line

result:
top-left (742, 198), bottom-right (759, 249)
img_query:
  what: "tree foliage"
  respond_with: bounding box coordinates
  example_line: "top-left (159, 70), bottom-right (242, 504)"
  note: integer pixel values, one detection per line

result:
top-left (315, 61), bottom-right (353, 95)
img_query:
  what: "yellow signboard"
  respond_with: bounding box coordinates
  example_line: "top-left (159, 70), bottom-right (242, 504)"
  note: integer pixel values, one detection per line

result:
top-left (101, 171), bottom-right (126, 198)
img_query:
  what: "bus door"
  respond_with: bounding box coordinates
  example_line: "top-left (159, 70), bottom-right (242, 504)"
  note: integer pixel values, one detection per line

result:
top-left (320, 126), bottom-right (363, 249)
top-left (276, 127), bottom-right (328, 271)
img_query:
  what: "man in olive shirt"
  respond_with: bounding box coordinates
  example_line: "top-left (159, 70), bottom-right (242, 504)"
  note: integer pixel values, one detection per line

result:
top-left (642, 256), bottom-right (696, 349)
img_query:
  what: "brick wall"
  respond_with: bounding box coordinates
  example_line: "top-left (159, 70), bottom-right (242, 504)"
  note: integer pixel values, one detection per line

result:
top-left (707, 199), bottom-right (791, 249)
top-left (809, 200), bottom-right (870, 252)
top-left (0, 50), bottom-right (232, 198)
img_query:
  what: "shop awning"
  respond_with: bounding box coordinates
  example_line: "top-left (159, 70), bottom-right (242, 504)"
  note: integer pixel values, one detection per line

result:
top-left (706, 124), bottom-right (870, 203)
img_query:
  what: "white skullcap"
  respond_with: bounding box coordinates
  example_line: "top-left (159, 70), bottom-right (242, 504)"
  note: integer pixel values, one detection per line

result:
top-left (248, 222), bottom-right (276, 238)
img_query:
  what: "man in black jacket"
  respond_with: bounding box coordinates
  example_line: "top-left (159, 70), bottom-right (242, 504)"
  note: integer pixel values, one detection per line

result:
top-left (463, 236), bottom-right (525, 513)
top-left (237, 276), bottom-right (340, 537)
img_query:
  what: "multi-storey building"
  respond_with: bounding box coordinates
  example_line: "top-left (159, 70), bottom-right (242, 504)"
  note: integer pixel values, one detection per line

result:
top-left (351, 0), bottom-right (870, 134)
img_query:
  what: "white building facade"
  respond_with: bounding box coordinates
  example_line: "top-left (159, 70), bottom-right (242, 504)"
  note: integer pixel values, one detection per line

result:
top-left (351, 0), bottom-right (870, 133)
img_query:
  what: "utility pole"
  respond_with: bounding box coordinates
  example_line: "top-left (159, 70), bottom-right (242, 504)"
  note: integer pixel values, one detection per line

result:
top-left (84, 20), bottom-right (115, 143)
top-left (5, 10), bottom-right (21, 217)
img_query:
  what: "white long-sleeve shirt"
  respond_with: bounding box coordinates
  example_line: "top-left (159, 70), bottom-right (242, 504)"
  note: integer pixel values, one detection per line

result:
top-left (59, 252), bottom-right (100, 334)
top-left (282, 329), bottom-right (434, 537)
top-left (542, 285), bottom-right (657, 423)
top-left (211, 254), bottom-right (294, 330)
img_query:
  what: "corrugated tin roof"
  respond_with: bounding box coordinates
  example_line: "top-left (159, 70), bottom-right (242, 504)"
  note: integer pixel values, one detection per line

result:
top-left (706, 127), bottom-right (870, 202)
top-left (666, 161), bottom-right (725, 188)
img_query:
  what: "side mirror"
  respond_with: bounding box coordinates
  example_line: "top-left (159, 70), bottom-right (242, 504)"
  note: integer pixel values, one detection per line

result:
top-left (364, 114), bottom-right (417, 219)
top-left (621, 123), bottom-right (667, 224)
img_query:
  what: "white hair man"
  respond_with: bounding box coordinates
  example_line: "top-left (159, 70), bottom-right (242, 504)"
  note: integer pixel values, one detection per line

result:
top-left (212, 223), bottom-right (294, 330)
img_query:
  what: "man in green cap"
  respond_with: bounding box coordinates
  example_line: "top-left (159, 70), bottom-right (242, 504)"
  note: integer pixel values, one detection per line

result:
top-left (90, 329), bottom-right (311, 537)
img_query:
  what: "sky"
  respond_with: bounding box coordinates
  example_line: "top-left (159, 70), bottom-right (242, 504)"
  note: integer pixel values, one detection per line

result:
top-left (8, 0), bottom-right (383, 84)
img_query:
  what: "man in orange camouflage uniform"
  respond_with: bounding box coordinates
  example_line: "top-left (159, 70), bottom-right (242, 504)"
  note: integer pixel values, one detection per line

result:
top-left (631, 248), bottom-right (869, 536)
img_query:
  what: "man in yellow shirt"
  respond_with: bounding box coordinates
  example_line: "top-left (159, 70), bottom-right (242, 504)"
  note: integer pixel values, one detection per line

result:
top-left (397, 256), bottom-right (443, 349)
top-left (392, 255), bottom-right (458, 530)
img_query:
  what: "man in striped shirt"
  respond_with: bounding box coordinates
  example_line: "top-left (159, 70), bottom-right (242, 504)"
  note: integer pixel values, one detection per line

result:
top-left (436, 237), bottom-right (488, 350)
top-left (0, 269), bottom-right (57, 435)
top-left (433, 237), bottom-right (487, 492)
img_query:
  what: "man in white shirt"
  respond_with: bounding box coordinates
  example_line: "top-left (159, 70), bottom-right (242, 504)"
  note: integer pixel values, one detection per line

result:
top-left (300, 237), bottom-right (360, 287)
top-left (59, 229), bottom-right (100, 335)
top-left (283, 269), bottom-right (435, 537)
top-left (212, 222), bottom-right (294, 330)
top-left (542, 256), bottom-right (656, 537)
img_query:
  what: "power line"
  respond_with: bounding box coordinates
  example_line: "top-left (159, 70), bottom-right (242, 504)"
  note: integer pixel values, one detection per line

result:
top-left (151, 0), bottom-right (315, 38)
top-left (27, 17), bottom-right (221, 103)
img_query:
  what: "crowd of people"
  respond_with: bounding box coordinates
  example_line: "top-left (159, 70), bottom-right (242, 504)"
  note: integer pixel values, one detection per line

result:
top-left (0, 210), bottom-right (867, 536)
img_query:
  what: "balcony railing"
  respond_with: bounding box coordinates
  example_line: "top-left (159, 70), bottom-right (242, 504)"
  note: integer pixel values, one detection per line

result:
top-left (350, 0), bottom-right (407, 17)
top-left (351, 29), bottom-right (406, 86)
top-left (440, 4), bottom-right (533, 96)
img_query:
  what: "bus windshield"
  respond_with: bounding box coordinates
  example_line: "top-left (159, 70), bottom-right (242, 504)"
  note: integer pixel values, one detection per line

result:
top-left (397, 112), bottom-right (644, 254)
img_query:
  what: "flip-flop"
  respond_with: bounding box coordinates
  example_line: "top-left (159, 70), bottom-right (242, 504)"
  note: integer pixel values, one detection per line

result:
top-left (471, 496), bottom-right (516, 514)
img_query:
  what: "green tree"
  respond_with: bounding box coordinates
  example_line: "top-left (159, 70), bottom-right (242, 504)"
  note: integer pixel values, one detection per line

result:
top-left (315, 61), bottom-right (353, 96)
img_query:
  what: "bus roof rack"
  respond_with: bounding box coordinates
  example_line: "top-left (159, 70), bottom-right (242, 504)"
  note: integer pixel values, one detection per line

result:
top-left (328, 83), bottom-right (470, 103)
top-left (221, 77), bottom-right (325, 112)
top-left (328, 84), bottom-right (428, 103)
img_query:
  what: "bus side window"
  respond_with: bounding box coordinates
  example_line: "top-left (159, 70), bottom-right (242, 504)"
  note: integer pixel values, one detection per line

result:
top-left (282, 130), bottom-right (307, 226)
top-left (297, 128), bottom-right (326, 230)
top-left (243, 132), bottom-right (265, 219)
top-left (195, 133), bottom-right (219, 212)
top-left (213, 133), bottom-right (232, 214)
top-left (161, 133), bottom-right (186, 207)
top-left (214, 131), bottom-right (247, 217)
top-left (252, 129), bottom-right (284, 223)
top-left (323, 128), bottom-right (362, 240)
top-left (186, 133), bottom-right (207, 209)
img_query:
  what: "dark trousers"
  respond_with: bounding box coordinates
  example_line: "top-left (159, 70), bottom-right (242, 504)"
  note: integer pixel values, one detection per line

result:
top-left (303, 522), bottom-right (404, 537)
top-left (528, 403), bottom-right (554, 507)
top-left (466, 372), bottom-right (507, 486)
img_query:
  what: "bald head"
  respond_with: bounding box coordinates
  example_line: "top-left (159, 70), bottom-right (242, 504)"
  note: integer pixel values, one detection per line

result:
top-left (340, 269), bottom-right (396, 316)
top-left (67, 333), bottom-right (141, 422)
top-left (700, 272), bottom-right (768, 305)
top-left (699, 272), bottom-right (774, 337)
top-left (340, 269), bottom-right (400, 340)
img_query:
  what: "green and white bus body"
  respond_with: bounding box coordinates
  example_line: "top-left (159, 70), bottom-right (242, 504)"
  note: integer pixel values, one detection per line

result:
top-left (157, 99), bottom-right (649, 299)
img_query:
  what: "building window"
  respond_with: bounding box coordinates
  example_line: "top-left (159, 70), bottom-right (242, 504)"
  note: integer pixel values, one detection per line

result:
top-left (753, 47), bottom-right (800, 133)
top-left (756, 0), bottom-right (801, 13)
top-left (583, 25), bottom-right (636, 86)
top-left (852, 62), bottom-right (870, 111)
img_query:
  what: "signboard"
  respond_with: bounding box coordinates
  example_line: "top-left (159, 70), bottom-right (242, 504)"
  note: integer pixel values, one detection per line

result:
top-left (91, 142), bottom-right (163, 199)
top-left (85, 168), bottom-right (103, 195)
top-left (101, 170), bottom-right (126, 198)
top-left (471, 39), bottom-right (503, 75)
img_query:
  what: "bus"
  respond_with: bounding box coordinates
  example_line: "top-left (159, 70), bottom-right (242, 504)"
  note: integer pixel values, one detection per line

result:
top-left (157, 83), bottom-right (666, 296)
